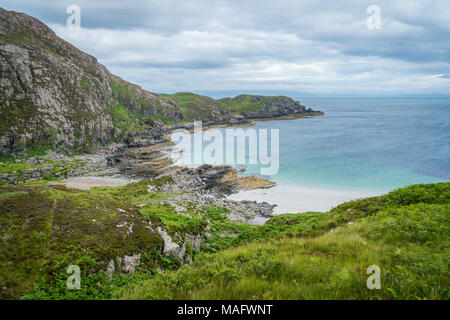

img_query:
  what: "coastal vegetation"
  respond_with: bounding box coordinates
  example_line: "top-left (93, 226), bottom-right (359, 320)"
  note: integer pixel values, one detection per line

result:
top-left (1, 180), bottom-right (448, 300)
top-left (116, 184), bottom-right (449, 300)
top-left (163, 92), bottom-right (313, 123)
top-left (0, 7), bottom-right (448, 302)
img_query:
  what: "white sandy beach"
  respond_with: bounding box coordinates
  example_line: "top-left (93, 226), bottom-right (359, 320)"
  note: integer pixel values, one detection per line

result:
top-left (63, 176), bottom-right (380, 217)
top-left (228, 184), bottom-right (381, 215)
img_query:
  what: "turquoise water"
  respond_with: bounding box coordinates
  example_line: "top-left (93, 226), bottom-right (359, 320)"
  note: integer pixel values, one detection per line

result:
top-left (172, 97), bottom-right (450, 193)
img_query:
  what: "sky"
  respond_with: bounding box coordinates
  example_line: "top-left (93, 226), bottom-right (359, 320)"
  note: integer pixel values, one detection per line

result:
top-left (2, 0), bottom-right (450, 96)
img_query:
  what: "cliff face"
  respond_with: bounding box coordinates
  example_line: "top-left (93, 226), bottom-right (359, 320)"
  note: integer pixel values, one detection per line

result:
top-left (0, 8), bottom-right (320, 157)
top-left (0, 8), bottom-right (182, 156)
top-left (0, 8), bottom-right (112, 154)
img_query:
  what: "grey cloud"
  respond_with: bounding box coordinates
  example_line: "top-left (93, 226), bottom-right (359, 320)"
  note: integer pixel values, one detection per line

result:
top-left (1, 0), bottom-right (449, 94)
top-left (107, 59), bottom-right (230, 70)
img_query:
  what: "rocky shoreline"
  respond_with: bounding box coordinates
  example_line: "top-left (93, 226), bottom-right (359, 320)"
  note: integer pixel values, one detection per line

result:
top-left (0, 7), bottom-right (324, 224)
top-left (40, 114), bottom-right (327, 224)
top-left (0, 110), bottom-right (322, 224)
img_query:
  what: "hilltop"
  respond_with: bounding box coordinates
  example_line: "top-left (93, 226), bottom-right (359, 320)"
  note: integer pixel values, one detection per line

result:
top-left (0, 7), bottom-right (321, 157)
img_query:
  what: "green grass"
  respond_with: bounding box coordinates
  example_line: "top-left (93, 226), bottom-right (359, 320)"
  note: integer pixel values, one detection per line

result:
top-left (1, 181), bottom-right (448, 300)
top-left (115, 182), bottom-right (450, 300)
top-left (0, 184), bottom-right (164, 299)
top-left (218, 94), bottom-right (274, 114)
top-left (80, 79), bottom-right (88, 88)
top-left (0, 191), bottom-right (29, 199)
top-left (164, 92), bottom-right (298, 122)
top-left (0, 157), bottom-right (69, 174)
top-left (109, 78), bottom-right (160, 132)
top-left (163, 92), bottom-right (221, 122)
top-left (0, 162), bottom-right (40, 173)
top-left (91, 177), bottom-right (206, 236)
top-left (108, 103), bottom-right (143, 133)
top-left (22, 268), bottom-right (155, 300)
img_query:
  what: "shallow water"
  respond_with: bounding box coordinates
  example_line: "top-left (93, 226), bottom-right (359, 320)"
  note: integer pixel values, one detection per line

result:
top-left (171, 97), bottom-right (450, 194)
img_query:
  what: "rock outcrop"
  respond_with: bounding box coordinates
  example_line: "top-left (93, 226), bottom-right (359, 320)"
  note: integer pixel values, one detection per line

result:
top-left (106, 253), bottom-right (142, 279)
top-left (0, 184), bottom-right (164, 299)
top-left (165, 92), bottom-right (323, 123)
top-left (156, 227), bottom-right (203, 264)
top-left (0, 8), bottom-right (182, 156)
top-left (0, 7), bottom-right (321, 158)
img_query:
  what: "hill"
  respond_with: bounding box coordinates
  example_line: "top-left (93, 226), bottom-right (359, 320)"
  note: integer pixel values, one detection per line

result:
top-left (0, 7), bottom-right (320, 157)
top-left (1, 180), bottom-right (448, 299)
top-left (116, 182), bottom-right (450, 300)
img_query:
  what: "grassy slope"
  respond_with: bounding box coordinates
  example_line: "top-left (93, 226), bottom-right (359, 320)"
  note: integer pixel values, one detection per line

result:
top-left (1, 181), bottom-right (448, 300)
top-left (218, 94), bottom-right (286, 114)
top-left (163, 92), bottom-right (296, 122)
top-left (162, 92), bottom-right (221, 122)
top-left (0, 183), bottom-right (166, 299)
top-left (109, 76), bottom-right (179, 130)
top-left (0, 176), bottom-right (210, 299)
top-left (115, 183), bottom-right (450, 300)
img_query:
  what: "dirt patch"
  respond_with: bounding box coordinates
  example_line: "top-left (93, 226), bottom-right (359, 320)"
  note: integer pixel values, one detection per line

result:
top-left (64, 177), bottom-right (135, 190)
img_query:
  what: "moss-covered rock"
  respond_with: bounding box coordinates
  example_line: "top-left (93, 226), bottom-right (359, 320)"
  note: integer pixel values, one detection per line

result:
top-left (0, 184), bottom-right (165, 299)
top-left (115, 182), bottom-right (450, 300)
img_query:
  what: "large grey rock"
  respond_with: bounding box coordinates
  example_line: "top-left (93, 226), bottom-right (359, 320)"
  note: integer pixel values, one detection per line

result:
top-left (106, 259), bottom-right (115, 279)
top-left (121, 254), bottom-right (141, 274)
top-left (157, 227), bottom-right (184, 260)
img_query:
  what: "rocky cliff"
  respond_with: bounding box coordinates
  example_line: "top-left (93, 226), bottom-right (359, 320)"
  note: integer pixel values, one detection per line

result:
top-left (163, 92), bottom-right (320, 123)
top-left (0, 8), bottom-right (183, 156)
top-left (0, 8), bottom-right (320, 157)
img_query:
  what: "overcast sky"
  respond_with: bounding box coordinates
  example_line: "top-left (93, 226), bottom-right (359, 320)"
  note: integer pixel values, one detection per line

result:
top-left (3, 0), bottom-right (450, 96)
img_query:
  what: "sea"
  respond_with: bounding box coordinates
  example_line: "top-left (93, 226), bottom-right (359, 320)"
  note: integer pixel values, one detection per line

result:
top-left (169, 97), bottom-right (450, 195)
